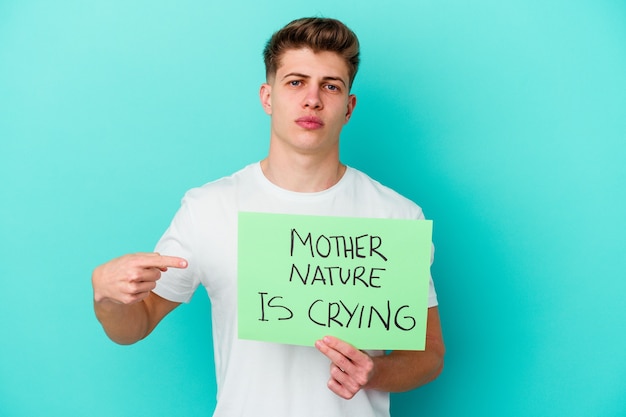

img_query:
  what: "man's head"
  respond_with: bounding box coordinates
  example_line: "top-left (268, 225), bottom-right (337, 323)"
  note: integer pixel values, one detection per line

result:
top-left (263, 17), bottom-right (360, 89)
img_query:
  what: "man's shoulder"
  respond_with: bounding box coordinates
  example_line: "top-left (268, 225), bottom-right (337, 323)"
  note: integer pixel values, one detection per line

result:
top-left (348, 167), bottom-right (417, 203)
top-left (346, 167), bottom-right (424, 218)
top-left (183, 163), bottom-right (258, 200)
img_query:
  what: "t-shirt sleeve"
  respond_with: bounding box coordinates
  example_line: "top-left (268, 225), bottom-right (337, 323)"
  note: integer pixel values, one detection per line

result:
top-left (418, 208), bottom-right (438, 308)
top-left (427, 242), bottom-right (438, 308)
top-left (153, 194), bottom-right (201, 303)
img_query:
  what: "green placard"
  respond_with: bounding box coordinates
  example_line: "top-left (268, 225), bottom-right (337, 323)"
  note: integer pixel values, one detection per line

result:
top-left (237, 212), bottom-right (433, 350)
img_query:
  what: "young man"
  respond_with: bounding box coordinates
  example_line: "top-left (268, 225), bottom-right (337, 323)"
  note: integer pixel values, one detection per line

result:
top-left (92, 17), bottom-right (444, 416)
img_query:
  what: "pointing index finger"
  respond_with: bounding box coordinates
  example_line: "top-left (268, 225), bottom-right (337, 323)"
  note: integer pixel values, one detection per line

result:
top-left (156, 255), bottom-right (188, 269)
top-left (137, 253), bottom-right (187, 269)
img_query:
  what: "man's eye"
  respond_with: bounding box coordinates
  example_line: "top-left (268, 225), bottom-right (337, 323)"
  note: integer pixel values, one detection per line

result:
top-left (325, 84), bottom-right (339, 91)
top-left (289, 80), bottom-right (301, 86)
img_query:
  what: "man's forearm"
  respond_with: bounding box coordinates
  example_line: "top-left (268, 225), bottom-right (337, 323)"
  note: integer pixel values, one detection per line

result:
top-left (365, 345), bottom-right (445, 392)
top-left (91, 253), bottom-right (185, 344)
top-left (365, 306), bottom-right (445, 392)
top-left (94, 300), bottom-right (150, 345)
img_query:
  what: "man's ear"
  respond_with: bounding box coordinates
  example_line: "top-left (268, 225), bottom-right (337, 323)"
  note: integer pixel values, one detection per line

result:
top-left (260, 83), bottom-right (272, 115)
top-left (344, 94), bottom-right (357, 123)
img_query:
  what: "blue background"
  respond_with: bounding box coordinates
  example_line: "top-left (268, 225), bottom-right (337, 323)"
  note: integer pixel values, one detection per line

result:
top-left (1, 1), bottom-right (625, 416)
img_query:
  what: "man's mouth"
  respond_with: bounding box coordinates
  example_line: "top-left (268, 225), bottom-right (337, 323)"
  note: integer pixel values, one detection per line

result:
top-left (295, 116), bottom-right (324, 130)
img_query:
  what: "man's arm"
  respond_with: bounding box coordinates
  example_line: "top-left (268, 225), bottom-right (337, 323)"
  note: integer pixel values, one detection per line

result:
top-left (92, 253), bottom-right (187, 345)
top-left (315, 306), bottom-right (445, 399)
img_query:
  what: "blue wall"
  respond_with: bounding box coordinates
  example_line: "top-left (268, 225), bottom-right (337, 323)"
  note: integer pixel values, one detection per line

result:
top-left (1, 1), bottom-right (625, 416)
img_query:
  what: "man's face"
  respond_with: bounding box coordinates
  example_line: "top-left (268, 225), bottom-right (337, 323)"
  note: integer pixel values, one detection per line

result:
top-left (260, 48), bottom-right (356, 157)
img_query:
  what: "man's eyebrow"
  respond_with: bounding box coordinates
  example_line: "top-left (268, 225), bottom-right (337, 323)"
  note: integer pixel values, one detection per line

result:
top-left (282, 72), bottom-right (310, 80)
top-left (322, 76), bottom-right (347, 87)
top-left (282, 72), bottom-right (347, 87)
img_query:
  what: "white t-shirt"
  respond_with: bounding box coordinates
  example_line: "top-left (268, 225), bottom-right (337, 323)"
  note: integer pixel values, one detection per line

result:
top-left (154, 162), bottom-right (438, 417)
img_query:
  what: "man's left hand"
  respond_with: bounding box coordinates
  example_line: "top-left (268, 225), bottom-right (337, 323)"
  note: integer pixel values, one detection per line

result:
top-left (315, 336), bottom-right (374, 399)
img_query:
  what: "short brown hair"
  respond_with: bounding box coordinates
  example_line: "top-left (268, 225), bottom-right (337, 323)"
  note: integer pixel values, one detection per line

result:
top-left (263, 17), bottom-right (360, 88)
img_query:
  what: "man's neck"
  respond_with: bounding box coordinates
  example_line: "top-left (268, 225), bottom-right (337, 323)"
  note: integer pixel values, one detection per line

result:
top-left (260, 153), bottom-right (346, 193)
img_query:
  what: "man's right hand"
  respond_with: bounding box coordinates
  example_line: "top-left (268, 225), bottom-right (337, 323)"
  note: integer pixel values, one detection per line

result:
top-left (92, 252), bottom-right (188, 305)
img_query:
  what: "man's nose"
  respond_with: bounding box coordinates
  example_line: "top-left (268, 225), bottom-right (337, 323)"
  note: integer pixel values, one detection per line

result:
top-left (303, 86), bottom-right (323, 109)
